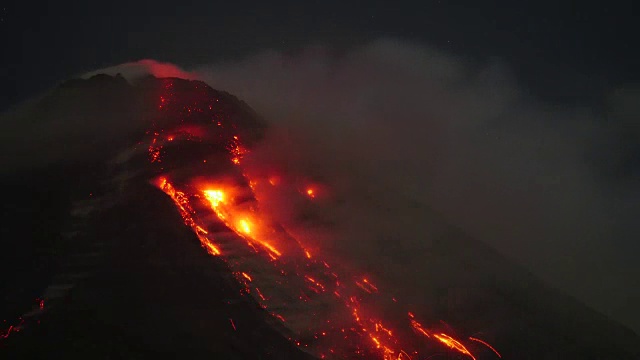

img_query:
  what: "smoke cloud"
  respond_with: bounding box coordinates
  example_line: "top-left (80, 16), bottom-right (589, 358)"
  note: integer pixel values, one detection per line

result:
top-left (188, 39), bottom-right (639, 332)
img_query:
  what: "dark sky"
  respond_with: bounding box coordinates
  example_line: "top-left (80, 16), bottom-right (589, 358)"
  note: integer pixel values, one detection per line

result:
top-left (0, 1), bottom-right (636, 111)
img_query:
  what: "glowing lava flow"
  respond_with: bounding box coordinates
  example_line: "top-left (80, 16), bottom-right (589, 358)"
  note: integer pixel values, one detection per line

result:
top-left (202, 187), bottom-right (282, 258)
top-left (154, 175), bottom-right (489, 360)
top-left (147, 77), bottom-right (500, 360)
top-left (156, 178), bottom-right (221, 256)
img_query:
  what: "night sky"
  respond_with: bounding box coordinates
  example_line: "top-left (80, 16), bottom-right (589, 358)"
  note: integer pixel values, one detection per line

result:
top-left (1, 0), bottom-right (639, 335)
top-left (0, 1), bottom-right (637, 111)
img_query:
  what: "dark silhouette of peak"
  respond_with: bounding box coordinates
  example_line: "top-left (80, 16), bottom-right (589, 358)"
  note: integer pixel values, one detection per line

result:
top-left (59, 73), bottom-right (132, 90)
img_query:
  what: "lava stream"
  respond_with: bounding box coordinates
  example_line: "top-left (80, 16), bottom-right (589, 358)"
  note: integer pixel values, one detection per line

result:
top-left (154, 175), bottom-right (488, 359)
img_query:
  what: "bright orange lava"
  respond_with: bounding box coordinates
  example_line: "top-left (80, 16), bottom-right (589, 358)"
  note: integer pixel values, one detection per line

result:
top-left (203, 189), bottom-right (224, 207)
top-left (238, 219), bottom-right (252, 234)
top-left (201, 186), bottom-right (282, 258)
top-left (433, 333), bottom-right (476, 360)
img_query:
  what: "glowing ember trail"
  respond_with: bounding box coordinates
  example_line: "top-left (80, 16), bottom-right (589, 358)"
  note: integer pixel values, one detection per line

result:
top-left (145, 78), bottom-right (500, 360)
top-left (433, 333), bottom-right (476, 360)
top-left (469, 337), bottom-right (502, 358)
top-left (410, 318), bottom-right (431, 338)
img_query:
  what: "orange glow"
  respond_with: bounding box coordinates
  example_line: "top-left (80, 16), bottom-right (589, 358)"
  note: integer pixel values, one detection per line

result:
top-left (264, 245), bottom-right (282, 258)
top-left (356, 277), bottom-right (379, 293)
top-left (204, 242), bottom-right (221, 255)
top-left (363, 278), bottom-right (378, 291)
top-left (195, 225), bottom-right (208, 234)
top-left (203, 189), bottom-right (225, 207)
top-left (255, 287), bottom-right (267, 301)
top-left (241, 272), bottom-right (253, 282)
top-left (228, 141), bottom-right (248, 165)
top-left (372, 336), bottom-right (381, 348)
top-left (238, 219), bottom-right (252, 234)
top-left (355, 281), bottom-right (373, 293)
top-left (410, 319), bottom-right (431, 338)
top-left (202, 187), bottom-right (283, 258)
top-left (433, 333), bottom-right (476, 360)
top-left (149, 145), bottom-right (162, 162)
top-left (374, 322), bottom-right (393, 337)
top-left (154, 178), bottom-right (221, 256)
top-left (305, 276), bottom-right (326, 292)
top-left (306, 188), bottom-right (315, 198)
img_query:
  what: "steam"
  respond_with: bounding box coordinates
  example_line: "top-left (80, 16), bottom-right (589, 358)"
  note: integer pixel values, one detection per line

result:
top-left (81, 59), bottom-right (195, 81)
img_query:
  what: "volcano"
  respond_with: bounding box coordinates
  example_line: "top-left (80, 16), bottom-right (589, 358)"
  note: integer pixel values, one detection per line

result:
top-left (1, 74), bottom-right (638, 359)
